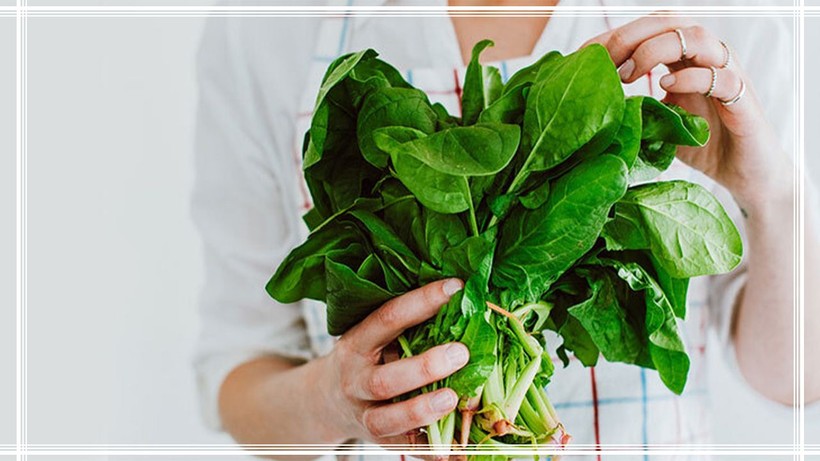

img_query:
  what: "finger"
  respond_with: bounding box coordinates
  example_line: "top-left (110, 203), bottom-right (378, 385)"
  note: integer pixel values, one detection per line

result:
top-left (345, 278), bottom-right (463, 356)
top-left (659, 67), bottom-right (748, 109)
top-left (361, 388), bottom-right (458, 439)
top-left (583, 14), bottom-right (696, 66)
top-left (356, 342), bottom-right (469, 401)
top-left (619, 26), bottom-right (727, 83)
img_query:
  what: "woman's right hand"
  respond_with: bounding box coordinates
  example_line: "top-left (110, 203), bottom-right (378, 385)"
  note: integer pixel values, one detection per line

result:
top-left (310, 278), bottom-right (470, 445)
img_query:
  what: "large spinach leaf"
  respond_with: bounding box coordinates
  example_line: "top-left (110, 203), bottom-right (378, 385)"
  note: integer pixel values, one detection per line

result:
top-left (513, 45), bottom-right (624, 189)
top-left (462, 39), bottom-right (504, 126)
top-left (493, 154), bottom-right (629, 300)
top-left (598, 257), bottom-right (690, 394)
top-left (568, 270), bottom-right (642, 364)
top-left (605, 181), bottom-right (743, 277)
top-left (357, 87), bottom-right (438, 168)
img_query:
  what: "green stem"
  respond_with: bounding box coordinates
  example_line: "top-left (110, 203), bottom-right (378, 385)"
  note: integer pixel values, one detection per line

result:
top-left (397, 335), bottom-right (413, 358)
top-left (527, 384), bottom-right (558, 431)
top-left (464, 178), bottom-right (480, 237)
top-left (504, 168), bottom-right (529, 198)
top-left (467, 198), bottom-right (480, 237)
top-left (439, 410), bottom-right (456, 450)
top-left (502, 357), bottom-right (540, 422)
top-left (487, 302), bottom-right (542, 359)
top-left (468, 425), bottom-right (518, 448)
top-left (508, 315), bottom-right (542, 359)
top-left (428, 418), bottom-right (443, 447)
top-left (511, 301), bottom-right (552, 320)
top-left (537, 385), bottom-right (560, 426)
top-left (483, 362), bottom-right (505, 408)
top-left (504, 360), bottom-right (518, 398)
top-left (518, 396), bottom-right (548, 435)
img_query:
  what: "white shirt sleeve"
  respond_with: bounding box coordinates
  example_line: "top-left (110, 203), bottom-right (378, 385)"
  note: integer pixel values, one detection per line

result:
top-left (190, 11), bottom-right (321, 431)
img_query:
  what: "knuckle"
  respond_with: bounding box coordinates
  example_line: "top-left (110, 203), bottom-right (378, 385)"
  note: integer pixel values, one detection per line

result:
top-left (408, 397), bottom-right (432, 426)
top-left (336, 336), bottom-right (354, 356)
top-left (608, 29), bottom-right (628, 50)
top-left (362, 408), bottom-right (388, 439)
top-left (687, 24), bottom-right (709, 41)
top-left (419, 354), bottom-right (440, 381)
top-left (632, 42), bottom-right (653, 64)
top-left (335, 337), bottom-right (366, 365)
top-left (365, 371), bottom-right (392, 401)
top-left (374, 303), bottom-right (401, 329)
top-left (421, 283), bottom-right (446, 309)
top-left (340, 375), bottom-right (358, 400)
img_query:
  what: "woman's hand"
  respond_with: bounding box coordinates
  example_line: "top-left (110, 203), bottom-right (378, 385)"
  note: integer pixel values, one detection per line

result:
top-left (584, 15), bottom-right (820, 406)
top-left (585, 15), bottom-right (792, 214)
top-left (311, 278), bottom-right (469, 445)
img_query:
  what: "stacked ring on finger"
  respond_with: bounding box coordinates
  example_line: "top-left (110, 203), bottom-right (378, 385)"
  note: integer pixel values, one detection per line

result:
top-left (585, 18), bottom-right (751, 106)
top-left (674, 28), bottom-right (688, 61)
top-left (719, 40), bottom-right (732, 68)
top-left (719, 79), bottom-right (746, 106)
top-left (664, 65), bottom-right (746, 107)
top-left (615, 25), bottom-right (735, 84)
top-left (704, 66), bottom-right (718, 98)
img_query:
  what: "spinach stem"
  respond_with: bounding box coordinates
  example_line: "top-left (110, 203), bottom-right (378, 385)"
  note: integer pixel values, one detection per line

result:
top-left (483, 362), bottom-right (505, 407)
top-left (428, 419), bottom-right (443, 448)
top-left (397, 335), bottom-right (413, 358)
top-left (467, 196), bottom-right (480, 237)
top-left (440, 410), bottom-right (456, 451)
top-left (484, 143), bottom-right (543, 231)
top-left (487, 302), bottom-right (542, 358)
top-left (502, 357), bottom-right (540, 423)
top-left (527, 385), bottom-right (558, 431)
top-left (460, 177), bottom-right (480, 236)
top-left (536, 385), bottom-right (560, 425)
top-left (460, 390), bottom-right (482, 448)
top-left (505, 168), bottom-right (529, 198)
top-left (486, 214), bottom-right (499, 230)
top-left (519, 396), bottom-right (548, 435)
top-left (469, 425), bottom-right (513, 448)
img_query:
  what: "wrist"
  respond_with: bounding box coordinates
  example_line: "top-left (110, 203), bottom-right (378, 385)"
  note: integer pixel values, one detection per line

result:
top-left (303, 354), bottom-right (355, 444)
top-left (735, 177), bottom-right (794, 222)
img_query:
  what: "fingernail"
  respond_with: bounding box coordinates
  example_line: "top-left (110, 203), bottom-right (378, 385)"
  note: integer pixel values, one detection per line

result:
top-left (446, 343), bottom-right (469, 368)
top-left (432, 390), bottom-right (456, 412)
top-left (618, 59), bottom-right (635, 81)
top-left (442, 279), bottom-right (463, 296)
top-left (660, 74), bottom-right (676, 88)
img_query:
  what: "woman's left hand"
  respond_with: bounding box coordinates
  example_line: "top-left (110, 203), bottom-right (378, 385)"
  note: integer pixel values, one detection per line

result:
top-left (584, 15), bottom-right (792, 213)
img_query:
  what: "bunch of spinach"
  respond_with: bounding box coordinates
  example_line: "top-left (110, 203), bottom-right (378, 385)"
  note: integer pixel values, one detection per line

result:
top-left (266, 41), bottom-right (742, 455)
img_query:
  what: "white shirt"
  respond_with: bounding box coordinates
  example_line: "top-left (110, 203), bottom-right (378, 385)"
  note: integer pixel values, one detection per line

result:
top-left (191, 0), bottom-right (798, 456)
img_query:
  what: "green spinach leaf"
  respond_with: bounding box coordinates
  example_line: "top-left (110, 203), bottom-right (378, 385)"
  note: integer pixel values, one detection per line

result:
top-left (493, 155), bottom-right (629, 300)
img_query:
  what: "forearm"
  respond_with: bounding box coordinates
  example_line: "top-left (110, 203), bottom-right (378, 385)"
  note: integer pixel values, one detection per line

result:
top-left (218, 355), bottom-right (347, 458)
top-left (733, 182), bottom-right (820, 404)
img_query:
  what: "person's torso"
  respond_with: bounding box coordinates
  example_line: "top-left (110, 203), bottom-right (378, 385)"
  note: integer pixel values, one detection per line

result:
top-left (284, 2), bottom-right (717, 457)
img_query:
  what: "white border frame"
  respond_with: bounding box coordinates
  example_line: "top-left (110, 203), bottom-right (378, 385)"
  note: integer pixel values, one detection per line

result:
top-left (2, 1), bottom-right (817, 458)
